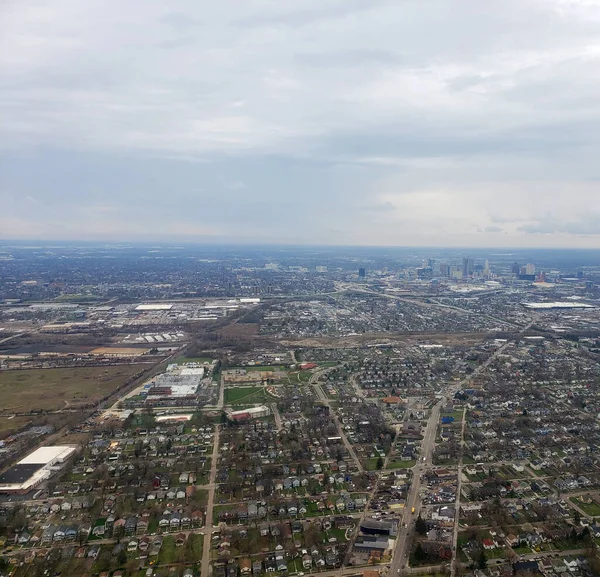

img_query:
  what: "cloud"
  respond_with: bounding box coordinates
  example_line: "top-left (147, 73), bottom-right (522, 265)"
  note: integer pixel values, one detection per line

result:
top-left (479, 226), bottom-right (505, 233)
top-left (518, 214), bottom-right (600, 235)
top-left (2, 0), bottom-right (600, 246)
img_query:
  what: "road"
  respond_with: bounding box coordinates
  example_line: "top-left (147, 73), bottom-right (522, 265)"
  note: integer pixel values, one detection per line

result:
top-left (271, 403), bottom-right (283, 431)
top-left (201, 424), bottom-right (220, 577)
top-left (388, 320), bottom-right (536, 576)
top-left (310, 365), bottom-right (364, 473)
top-left (450, 407), bottom-right (468, 577)
top-left (389, 400), bottom-right (443, 577)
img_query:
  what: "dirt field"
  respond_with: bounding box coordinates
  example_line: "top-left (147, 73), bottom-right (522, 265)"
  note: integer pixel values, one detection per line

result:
top-left (217, 323), bottom-right (259, 339)
top-left (0, 364), bottom-right (150, 413)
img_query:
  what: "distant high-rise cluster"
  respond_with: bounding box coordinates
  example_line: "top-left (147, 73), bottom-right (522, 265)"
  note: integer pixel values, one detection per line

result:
top-left (462, 257), bottom-right (475, 278)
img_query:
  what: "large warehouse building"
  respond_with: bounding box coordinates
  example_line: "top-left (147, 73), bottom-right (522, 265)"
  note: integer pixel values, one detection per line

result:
top-left (0, 445), bottom-right (77, 494)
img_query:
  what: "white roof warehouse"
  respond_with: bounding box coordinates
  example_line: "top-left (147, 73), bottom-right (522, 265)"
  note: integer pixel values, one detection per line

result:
top-left (0, 445), bottom-right (77, 494)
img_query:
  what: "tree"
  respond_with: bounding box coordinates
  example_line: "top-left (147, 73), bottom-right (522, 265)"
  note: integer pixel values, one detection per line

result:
top-left (376, 456), bottom-right (384, 470)
top-left (414, 543), bottom-right (427, 562)
top-left (117, 549), bottom-right (127, 566)
top-left (113, 525), bottom-right (125, 544)
top-left (477, 550), bottom-right (487, 570)
top-left (574, 510), bottom-right (581, 525)
top-left (415, 514), bottom-right (427, 536)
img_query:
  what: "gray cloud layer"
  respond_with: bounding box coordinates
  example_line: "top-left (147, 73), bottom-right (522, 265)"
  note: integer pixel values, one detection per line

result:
top-left (1, 0), bottom-right (600, 246)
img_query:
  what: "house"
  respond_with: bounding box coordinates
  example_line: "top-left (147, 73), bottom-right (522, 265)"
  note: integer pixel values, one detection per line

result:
top-left (137, 519), bottom-right (149, 535)
top-left (252, 559), bottom-right (262, 574)
top-left (125, 517), bottom-right (138, 534)
top-left (563, 556), bottom-right (579, 571)
top-left (265, 556), bottom-right (276, 572)
top-left (87, 545), bottom-right (101, 559)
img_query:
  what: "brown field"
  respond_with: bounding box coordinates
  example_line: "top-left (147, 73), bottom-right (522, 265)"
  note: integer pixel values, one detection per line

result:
top-left (0, 364), bottom-right (150, 413)
top-left (0, 416), bottom-right (33, 439)
top-left (217, 323), bottom-right (260, 339)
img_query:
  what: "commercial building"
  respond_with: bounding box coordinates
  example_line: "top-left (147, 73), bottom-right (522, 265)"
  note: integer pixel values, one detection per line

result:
top-left (354, 535), bottom-right (391, 551)
top-left (522, 302), bottom-right (594, 310)
top-left (227, 405), bottom-right (271, 422)
top-left (0, 445), bottom-right (77, 494)
top-left (135, 304), bottom-right (173, 311)
top-left (359, 518), bottom-right (398, 537)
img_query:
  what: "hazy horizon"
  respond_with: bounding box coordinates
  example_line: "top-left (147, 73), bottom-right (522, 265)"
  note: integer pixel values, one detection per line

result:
top-left (2, 1), bottom-right (600, 248)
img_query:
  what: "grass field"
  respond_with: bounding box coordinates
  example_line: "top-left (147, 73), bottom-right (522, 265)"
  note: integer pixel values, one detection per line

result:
top-left (243, 365), bottom-right (286, 372)
top-left (0, 365), bottom-right (149, 412)
top-left (387, 459), bottom-right (416, 469)
top-left (224, 386), bottom-right (269, 405)
top-left (365, 458), bottom-right (385, 471)
top-left (570, 496), bottom-right (600, 517)
top-left (157, 536), bottom-right (177, 565)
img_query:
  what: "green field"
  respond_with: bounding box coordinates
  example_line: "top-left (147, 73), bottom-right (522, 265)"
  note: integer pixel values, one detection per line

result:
top-left (387, 460), bottom-right (416, 469)
top-left (441, 410), bottom-right (464, 421)
top-left (224, 386), bottom-right (269, 405)
top-left (186, 533), bottom-right (203, 561)
top-left (365, 458), bottom-right (385, 471)
top-left (570, 497), bottom-right (600, 516)
top-left (157, 536), bottom-right (178, 565)
top-left (0, 365), bottom-right (149, 412)
top-left (286, 370), bottom-right (312, 383)
top-left (239, 365), bottom-right (287, 372)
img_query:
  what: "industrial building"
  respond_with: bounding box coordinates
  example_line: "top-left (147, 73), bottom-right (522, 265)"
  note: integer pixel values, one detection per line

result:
top-left (522, 301), bottom-right (594, 310)
top-left (0, 445), bottom-right (77, 494)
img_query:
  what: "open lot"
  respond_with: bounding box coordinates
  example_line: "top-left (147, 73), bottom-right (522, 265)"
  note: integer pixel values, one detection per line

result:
top-left (570, 496), bottom-right (600, 517)
top-left (0, 364), bottom-right (149, 412)
top-left (0, 415), bottom-right (32, 439)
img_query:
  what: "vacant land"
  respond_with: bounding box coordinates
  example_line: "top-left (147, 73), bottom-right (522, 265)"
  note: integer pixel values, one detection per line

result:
top-left (0, 365), bottom-right (149, 412)
top-left (570, 496), bottom-right (600, 517)
top-left (0, 415), bottom-right (32, 439)
top-left (174, 355), bottom-right (213, 364)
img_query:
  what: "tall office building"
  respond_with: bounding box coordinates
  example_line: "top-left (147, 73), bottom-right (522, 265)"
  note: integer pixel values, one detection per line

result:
top-left (358, 267), bottom-right (366, 279)
top-left (462, 257), bottom-right (474, 278)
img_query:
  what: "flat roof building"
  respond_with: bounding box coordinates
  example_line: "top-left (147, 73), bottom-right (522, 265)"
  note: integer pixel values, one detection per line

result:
top-left (0, 445), bottom-right (77, 494)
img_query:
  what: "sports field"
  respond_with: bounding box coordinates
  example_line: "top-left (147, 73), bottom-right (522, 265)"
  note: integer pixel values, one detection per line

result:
top-left (224, 386), bottom-right (269, 405)
top-left (0, 365), bottom-right (149, 412)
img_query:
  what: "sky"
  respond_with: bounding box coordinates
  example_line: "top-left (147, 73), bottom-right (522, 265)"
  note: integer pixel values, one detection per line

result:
top-left (2, 0), bottom-right (600, 248)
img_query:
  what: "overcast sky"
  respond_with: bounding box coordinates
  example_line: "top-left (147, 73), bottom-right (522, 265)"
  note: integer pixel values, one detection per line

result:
top-left (2, 0), bottom-right (600, 247)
